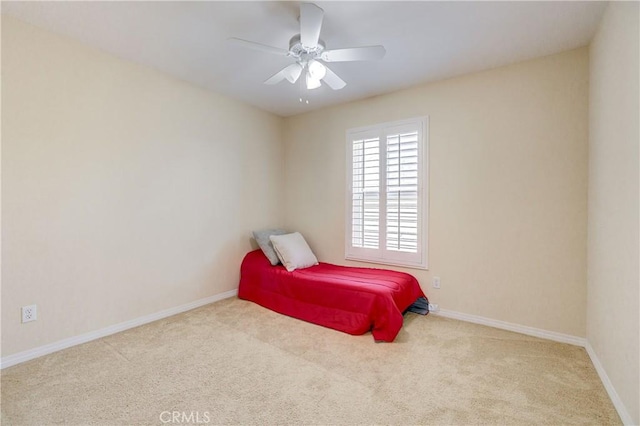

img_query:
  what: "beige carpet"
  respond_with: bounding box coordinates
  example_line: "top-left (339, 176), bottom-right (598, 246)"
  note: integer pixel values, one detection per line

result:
top-left (1, 297), bottom-right (620, 425)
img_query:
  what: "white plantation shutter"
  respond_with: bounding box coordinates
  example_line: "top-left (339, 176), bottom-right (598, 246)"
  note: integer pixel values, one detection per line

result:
top-left (346, 118), bottom-right (428, 269)
top-left (386, 129), bottom-right (419, 253)
top-left (351, 135), bottom-right (380, 249)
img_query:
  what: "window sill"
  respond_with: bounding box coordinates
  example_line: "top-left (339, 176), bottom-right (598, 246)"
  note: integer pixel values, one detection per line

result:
top-left (345, 255), bottom-right (428, 271)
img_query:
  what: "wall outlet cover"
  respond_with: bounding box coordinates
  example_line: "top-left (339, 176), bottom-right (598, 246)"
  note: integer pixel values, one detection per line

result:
top-left (432, 277), bottom-right (441, 289)
top-left (22, 305), bottom-right (37, 323)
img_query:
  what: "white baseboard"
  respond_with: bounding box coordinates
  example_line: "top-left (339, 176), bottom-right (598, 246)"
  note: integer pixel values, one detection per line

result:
top-left (585, 342), bottom-right (635, 425)
top-left (0, 289), bottom-right (238, 370)
top-left (434, 308), bottom-right (587, 347)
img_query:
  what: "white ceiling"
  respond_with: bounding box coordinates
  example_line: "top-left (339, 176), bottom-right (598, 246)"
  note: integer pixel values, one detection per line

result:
top-left (2, 1), bottom-right (607, 117)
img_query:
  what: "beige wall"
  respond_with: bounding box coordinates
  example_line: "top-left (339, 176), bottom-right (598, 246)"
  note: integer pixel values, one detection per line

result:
top-left (1, 16), bottom-right (284, 357)
top-left (284, 48), bottom-right (589, 338)
top-left (587, 2), bottom-right (640, 424)
top-left (3, 9), bottom-right (637, 421)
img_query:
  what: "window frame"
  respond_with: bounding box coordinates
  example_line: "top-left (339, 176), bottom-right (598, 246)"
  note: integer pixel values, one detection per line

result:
top-left (345, 116), bottom-right (429, 270)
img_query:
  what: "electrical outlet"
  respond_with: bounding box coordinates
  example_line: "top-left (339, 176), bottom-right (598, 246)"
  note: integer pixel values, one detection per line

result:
top-left (432, 276), bottom-right (441, 289)
top-left (428, 303), bottom-right (439, 313)
top-left (22, 305), bottom-right (37, 323)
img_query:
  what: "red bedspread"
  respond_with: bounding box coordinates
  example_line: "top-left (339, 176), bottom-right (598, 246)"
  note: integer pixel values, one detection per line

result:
top-left (238, 249), bottom-right (425, 342)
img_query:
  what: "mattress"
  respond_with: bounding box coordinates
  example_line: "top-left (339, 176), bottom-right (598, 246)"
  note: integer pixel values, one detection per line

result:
top-left (238, 249), bottom-right (425, 341)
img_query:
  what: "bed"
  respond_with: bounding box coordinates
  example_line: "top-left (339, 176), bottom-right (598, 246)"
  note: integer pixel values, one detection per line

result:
top-left (238, 249), bottom-right (426, 342)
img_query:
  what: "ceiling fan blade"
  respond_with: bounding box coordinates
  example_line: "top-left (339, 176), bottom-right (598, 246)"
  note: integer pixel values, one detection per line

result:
top-left (227, 37), bottom-right (289, 56)
top-left (321, 45), bottom-right (386, 62)
top-left (300, 3), bottom-right (324, 49)
top-left (264, 63), bottom-right (303, 85)
top-left (321, 65), bottom-right (346, 90)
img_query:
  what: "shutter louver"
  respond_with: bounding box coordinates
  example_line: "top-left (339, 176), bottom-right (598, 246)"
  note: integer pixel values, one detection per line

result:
top-left (351, 136), bottom-right (380, 249)
top-left (386, 131), bottom-right (419, 253)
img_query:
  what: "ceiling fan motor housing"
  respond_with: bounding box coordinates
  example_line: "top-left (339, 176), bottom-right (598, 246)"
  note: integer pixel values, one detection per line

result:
top-left (289, 34), bottom-right (325, 62)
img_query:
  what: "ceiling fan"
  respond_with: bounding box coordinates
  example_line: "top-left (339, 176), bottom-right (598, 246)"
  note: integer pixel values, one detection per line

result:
top-left (228, 3), bottom-right (386, 92)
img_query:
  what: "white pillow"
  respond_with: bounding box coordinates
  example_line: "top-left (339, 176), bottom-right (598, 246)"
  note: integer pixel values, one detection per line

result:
top-left (269, 232), bottom-right (319, 272)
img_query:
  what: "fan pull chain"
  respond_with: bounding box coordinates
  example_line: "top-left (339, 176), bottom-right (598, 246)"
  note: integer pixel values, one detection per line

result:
top-left (298, 70), bottom-right (309, 104)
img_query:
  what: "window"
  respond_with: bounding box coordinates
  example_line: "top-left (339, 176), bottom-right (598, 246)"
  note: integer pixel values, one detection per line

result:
top-left (346, 117), bottom-right (428, 269)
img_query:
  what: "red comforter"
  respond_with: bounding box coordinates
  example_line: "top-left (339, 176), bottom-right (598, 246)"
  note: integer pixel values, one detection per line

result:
top-left (238, 250), bottom-right (425, 342)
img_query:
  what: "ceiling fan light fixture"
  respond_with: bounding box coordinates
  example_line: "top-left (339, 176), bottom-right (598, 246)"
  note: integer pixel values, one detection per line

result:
top-left (285, 63), bottom-right (303, 84)
top-left (308, 60), bottom-right (326, 80)
top-left (306, 72), bottom-right (322, 90)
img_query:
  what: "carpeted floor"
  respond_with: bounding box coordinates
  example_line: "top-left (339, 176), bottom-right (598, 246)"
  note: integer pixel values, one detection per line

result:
top-left (1, 297), bottom-right (621, 425)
